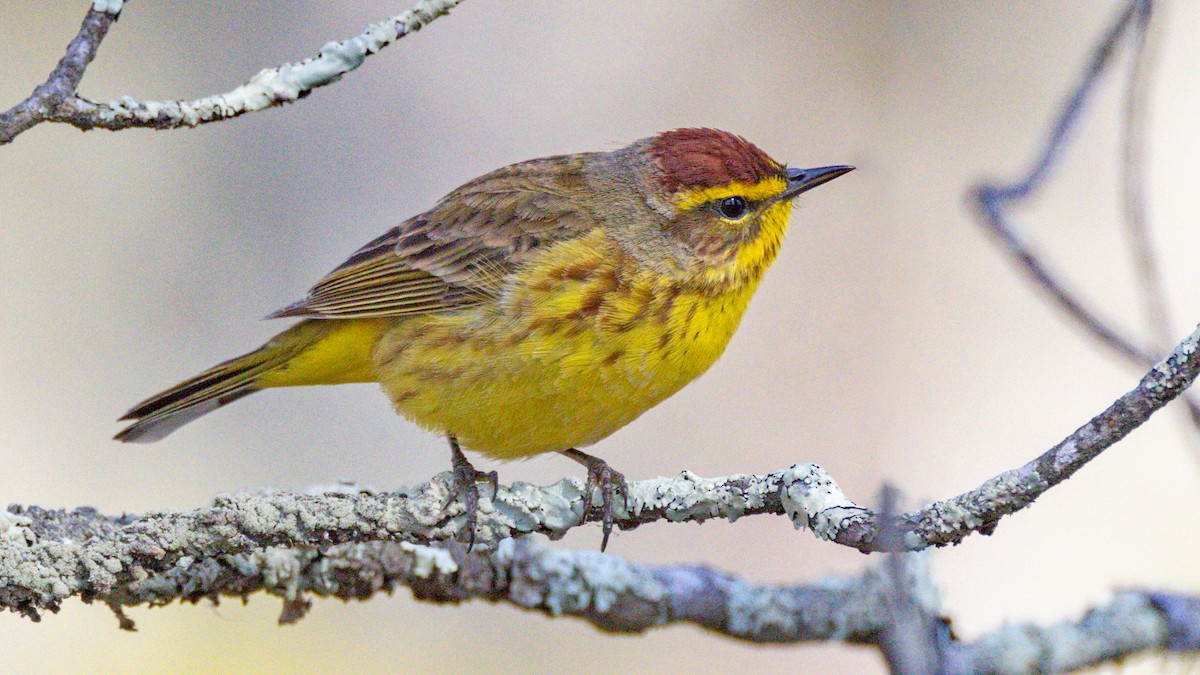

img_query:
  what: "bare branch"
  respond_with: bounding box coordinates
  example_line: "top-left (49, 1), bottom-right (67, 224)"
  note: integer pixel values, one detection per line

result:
top-left (0, 4), bottom-right (121, 144)
top-left (1120, 1), bottom-right (1171, 350)
top-left (971, 0), bottom-right (1200, 431)
top-left (972, 0), bottom-right (1153, 366)
top-left (875, 489), bottom-right (952, 674)
top-left (0, 0), bottom-right (462, 145)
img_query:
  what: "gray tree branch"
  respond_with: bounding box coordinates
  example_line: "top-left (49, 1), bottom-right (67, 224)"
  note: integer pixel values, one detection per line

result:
top-left (2, 318), bottom-right (1198, 629)
top-left (973, 0), bottom-right (1200, 442)
top-left (4, 516), bottom-right (1198, 673)
top-left (0, 4), bottom-right (119, 144)
top-left (0, 0), bottom-right (461, 145)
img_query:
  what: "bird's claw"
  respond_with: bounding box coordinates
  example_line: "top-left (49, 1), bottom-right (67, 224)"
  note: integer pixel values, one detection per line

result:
top-left (579, 456), bottom-right (628, 552)
top-left (445, 442), bottom-right (498, 551)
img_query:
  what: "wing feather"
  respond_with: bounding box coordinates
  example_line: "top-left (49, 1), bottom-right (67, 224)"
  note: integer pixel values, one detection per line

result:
top-left (266, 154), bottom-right (599, 320)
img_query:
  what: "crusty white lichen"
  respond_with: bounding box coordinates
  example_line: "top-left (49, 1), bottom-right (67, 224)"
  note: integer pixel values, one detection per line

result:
top-left (1052, 439), bottom-right (1080, 473)
top-left (493, 479), bottom-right (582, 541)
top-left (727, 583), bottom-right (803, 639)
top-left (399, 541), bottom-right (457, 577)
top-left (1144, 326), bottom-right (1200, 393)
top-left (258, 548), bottom-right (304, 600)
top-left (631, 471), bottom-right (740, 522)
top-left (91, 0), bottom-right (123, 14)
top-left (0, 465), bottom-right (797, 625)
top-left (0, 510), bottom-right (35, 546)
top-left (498, 539), bottom-right (665, 618)
top-left (969, 592), bottom-right (1168, 673)
top-left (915, 467), bottom-right (1047, 543)
top-left (777, 464), bottom-right (872, 541)
top-left (725, 551), bottom-right (940, 642)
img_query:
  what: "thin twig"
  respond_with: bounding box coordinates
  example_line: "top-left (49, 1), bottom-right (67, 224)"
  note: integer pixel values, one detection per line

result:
top-left (882, 319), bottom-right (1200, 550)
top-left (973, 0), bottom-right (1153, 367)
top-left (972, 0), bottom-right (1200, 428)
top-left (1120, 0), bottom-right (1171, 350)
top-left (1112, 1), bottom-right (1200, 439)
top-left (0, 0), bottom-right (462, 145)
top-left (785, 321), bottom-right (1200, 552)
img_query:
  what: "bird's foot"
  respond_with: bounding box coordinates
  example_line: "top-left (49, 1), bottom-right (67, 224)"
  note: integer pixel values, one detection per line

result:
top-left (445, 438), bottom-right (498, 551)
top-left (561, 449), bottom-right (628, 551)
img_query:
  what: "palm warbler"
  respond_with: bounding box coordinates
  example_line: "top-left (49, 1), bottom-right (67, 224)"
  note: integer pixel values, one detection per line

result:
top-left (117, 128), bottom-right (852, 548)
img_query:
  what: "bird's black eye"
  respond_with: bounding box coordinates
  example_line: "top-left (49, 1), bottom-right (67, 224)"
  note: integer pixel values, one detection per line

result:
top-left (717, 196), bottom-right (749, 220)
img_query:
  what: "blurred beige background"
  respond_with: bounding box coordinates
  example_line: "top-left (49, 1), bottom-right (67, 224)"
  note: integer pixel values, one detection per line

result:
top-left (3, 1), bottom-right (1199, 673)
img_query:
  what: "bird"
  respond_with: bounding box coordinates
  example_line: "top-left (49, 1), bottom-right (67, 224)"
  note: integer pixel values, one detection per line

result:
top-left (115, 128), bottom-right (853, 549)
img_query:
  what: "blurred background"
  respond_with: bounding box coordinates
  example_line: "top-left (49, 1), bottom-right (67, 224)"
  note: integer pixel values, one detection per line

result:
top-left (3, 1), bottom-right (1199, 672)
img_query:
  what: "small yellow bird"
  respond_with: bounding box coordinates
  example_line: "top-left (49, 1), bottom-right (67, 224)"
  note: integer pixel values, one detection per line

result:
top-left (116, 128), bottom-right (852, 548)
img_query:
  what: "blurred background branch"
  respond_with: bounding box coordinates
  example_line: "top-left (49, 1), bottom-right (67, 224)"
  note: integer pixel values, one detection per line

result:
top-left (971, 0), bottom-right (1200, 429)
top-left (972, 0), bottom-right (1151, 365)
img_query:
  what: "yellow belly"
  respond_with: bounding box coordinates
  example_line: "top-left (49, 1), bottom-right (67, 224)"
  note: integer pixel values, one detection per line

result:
top-left (371, 231), bottom-right (763, 459)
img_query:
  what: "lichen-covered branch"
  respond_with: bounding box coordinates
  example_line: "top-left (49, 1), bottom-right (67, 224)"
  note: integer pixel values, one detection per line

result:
top-left (895, 320), bottom-right (1200, 547)
top-left (2, 319), bottom-right (1198, 625)
top-left (947, 591), bottom-right (1200, 673)
top-left (5, 509), bottom-right (938, 638)
top-left (2, 321), bottom-right (1198, 622)
top-left (0, 469), bottom-right (814, 622)
top-left (0, 0), bottom-right (461, 145)
top-left (4, 517), bottom-right (1199, 673)
top-left (791, 321), bottom-right (1200, 552)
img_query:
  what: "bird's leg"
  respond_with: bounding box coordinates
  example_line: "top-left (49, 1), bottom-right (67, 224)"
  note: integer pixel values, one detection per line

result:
top-left (444, 434), bottom-right (498, 551)
top-left (560, 448), bottom-right (628, 551)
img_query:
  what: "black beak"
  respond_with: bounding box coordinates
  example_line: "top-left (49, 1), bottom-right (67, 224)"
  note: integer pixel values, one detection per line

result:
top-left (780, 165), bottom-right (855, 201)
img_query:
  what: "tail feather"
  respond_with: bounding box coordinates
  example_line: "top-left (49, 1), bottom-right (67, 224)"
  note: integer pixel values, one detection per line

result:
top-left (114, 320), bottom-right (375, 443)
top-left (115, 388), bottom-right (256, 443)
top-left (119, 359), bottom-right (266, 421)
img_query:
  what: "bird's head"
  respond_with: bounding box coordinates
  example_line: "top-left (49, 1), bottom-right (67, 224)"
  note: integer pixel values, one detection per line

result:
top-left (635, 128), bottom-right (852, 282)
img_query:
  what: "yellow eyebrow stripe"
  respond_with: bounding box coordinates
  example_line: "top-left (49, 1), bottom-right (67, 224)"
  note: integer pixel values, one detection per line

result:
top-left (673, 176), bottom-right (788, 211)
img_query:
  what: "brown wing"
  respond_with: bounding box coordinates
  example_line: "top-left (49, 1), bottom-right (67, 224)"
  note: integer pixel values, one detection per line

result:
top-left (267, 154), bottom-right (598, 320)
